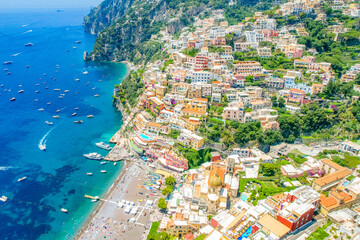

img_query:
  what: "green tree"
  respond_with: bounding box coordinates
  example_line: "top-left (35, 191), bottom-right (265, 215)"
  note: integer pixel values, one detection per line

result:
top-left (158, 198), bottom-right (167, 211)
top-left (165, 176), bottom-right (175, 187)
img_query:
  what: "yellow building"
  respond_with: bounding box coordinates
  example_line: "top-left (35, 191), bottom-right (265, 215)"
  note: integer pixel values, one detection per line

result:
top-left (181, 109), bottom-right (207, 119)
top-left (184, 118), bottom-right (201, 132)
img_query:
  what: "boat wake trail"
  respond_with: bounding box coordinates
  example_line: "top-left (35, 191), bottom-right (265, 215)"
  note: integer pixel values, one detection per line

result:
top-left (0, 166), bottom-right (12, 171)
top-left (38, 127), bottom-right (55, 151)
top-left (12, 52), bottom-right (23, 57)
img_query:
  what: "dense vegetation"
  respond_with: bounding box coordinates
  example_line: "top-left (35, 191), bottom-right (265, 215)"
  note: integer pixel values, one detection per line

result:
top-left (115, 69), bottom-right (144, 107)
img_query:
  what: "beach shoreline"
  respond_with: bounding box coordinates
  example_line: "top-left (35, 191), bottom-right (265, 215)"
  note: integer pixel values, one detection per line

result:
top-left (73, 160), bottom-right (130, 240)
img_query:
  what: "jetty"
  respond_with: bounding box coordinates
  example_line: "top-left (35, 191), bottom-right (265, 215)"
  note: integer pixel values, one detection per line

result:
top-left (104, 137), bottom-right (129, 161)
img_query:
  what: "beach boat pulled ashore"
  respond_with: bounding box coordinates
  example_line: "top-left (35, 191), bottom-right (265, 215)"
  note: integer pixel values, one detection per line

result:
top-left (83, 152), bottom-right (102, 160)
top-left (95, 142), bottom-right (111, 151)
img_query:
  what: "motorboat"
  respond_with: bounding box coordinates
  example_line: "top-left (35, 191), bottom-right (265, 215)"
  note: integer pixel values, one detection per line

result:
top-left (72, 112), bottom-right (76, 116)
top-left (18, 90), bottom-right (24, 93)
top-left (83, 71), bottom-right (88, 75)
top-left (35, 90), bottom-right (39, 93)
top-left (17, 177), bottom-right (27, 182)
top-left (39, 145), bottom-right (46, 151)
top-left (94, 94), bottom-right (99, 97)
top-left (45, 121), bottom-right (53, 125)
top-left (7, 72), bottom-right (11, 75)
top-left (47, 102), bottom-right (51, 104)
top-left (10, 97), bottom-right (16, 101)
top-left (114, 162), bottom-right (117, 166)
top-left (83, 152), bottom-right (103, 160)
top-left (64, 90), bottom-right (69, 92)
top-left (34, 99), bottom-right (38, 102)
top-left (4, 69), bottom-right (8, 71)
top-left (75, 78), bottom-right (80, 81)
top-left (26, 65), bottom-right (30, 68)
top-left (87, 115), bottom-right (94, 118)
top-left (100, 162), bottom-right (107, 165)
top-left (0, 196), bottom-right (7, 202)
top-left (73, 46), bottom-right (77, 49)
top-left (75, 41), bottom-right (81, 44)
top-left (54, 89), bottom-right (60, 91)
top-left (87, 173), bottom-right (93, 176)
top-left (100, 170), bottom-right (107, 173)
top-left (96, 142), bottom-right (112, 151)
top-left (61, 208), bottom-right (68, 213)
top-left (74, 107), bottom-right (79, 110)
top-left (24, 42), bottom-right (34, 46)
top-left (1, 84), bottom-right (4, 87)
top-left (3, 61), bottom-right (13, 65)
top-left (38, 108), bottom-right (44, 111)
top-left (53, 115), bottom-right (59, 118)
top-left (74, 120), bottom-right (83, 124)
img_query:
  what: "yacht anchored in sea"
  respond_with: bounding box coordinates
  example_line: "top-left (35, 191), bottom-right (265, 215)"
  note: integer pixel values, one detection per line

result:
top-left (83, 152), bottom-right (103, 160)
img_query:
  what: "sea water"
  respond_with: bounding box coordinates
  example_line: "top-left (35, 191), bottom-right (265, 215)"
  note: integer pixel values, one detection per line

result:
top-left (0, 8), bottom-right (127, 240)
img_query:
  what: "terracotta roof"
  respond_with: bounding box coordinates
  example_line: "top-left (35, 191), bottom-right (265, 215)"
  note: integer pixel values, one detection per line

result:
top-left (314, 169), bottom-right (352, 187)
top-left (320, 196), bottom-right (338, 208)
top-left (321, 158), bottom-right (344, 171)
top-left (290, 88), bottom-right (305, 94)
top-left (181, 109), bottom-right (206, 115)
top-left (195, 98), bottom-right (208, 102)
top-left (148, 122), bottom-right (162, 128)
top-left (339, 192), bottom-right (352, 202)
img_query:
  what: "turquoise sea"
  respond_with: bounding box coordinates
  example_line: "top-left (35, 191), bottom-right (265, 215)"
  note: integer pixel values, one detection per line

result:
top-left (0, 8), bottom-right (127, 240)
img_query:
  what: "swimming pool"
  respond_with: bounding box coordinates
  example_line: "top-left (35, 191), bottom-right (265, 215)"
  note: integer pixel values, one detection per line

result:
top-left (241, 193), bottom-right (248, 202)
top-left (140, 134), bottom-right (152, 141)
top-left (238, 226), bottom-right (252, 240)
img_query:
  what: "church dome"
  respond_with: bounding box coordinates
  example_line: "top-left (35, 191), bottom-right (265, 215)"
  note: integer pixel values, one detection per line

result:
top-left (209, 173), bottom-right (222, 187)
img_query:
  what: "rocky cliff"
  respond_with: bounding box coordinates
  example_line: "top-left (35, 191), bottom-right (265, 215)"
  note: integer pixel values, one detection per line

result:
top-left (84, 0), bottom-right (275, 63)
top-left (84, 0), bottom-right (135, 34)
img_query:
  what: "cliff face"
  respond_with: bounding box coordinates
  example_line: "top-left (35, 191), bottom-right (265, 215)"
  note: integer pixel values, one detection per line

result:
top-left (84, 0), bottom-right (135, 35)
top-left (84, 0), bottom-right (207, 63)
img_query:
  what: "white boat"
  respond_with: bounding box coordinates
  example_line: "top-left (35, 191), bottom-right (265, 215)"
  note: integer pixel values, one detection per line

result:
top-left (39, 144), bottom-right (46, 151)
top-left (61, 208), bottom-right (68, 213)
top-left (35, 90), bottom-right (40, 93)
top-left (38, 108), bottom-right (44, 111)
top-left (54, 89), bottom-right (60, 91)
top-left (75, 79), bottom-right (80, 81)
top-left (47, 102), bottom-right (51, 105)
top-left (45, 121), bottom-right (53, 125)
top-left (94, 94), bottom-right (99, 97)
top-left (100, 161), bottom-right (107, 165)
top-left (114, 162), bottom-right (117, 166)
top-left (18, 90), bottom-right (24, 93)
top-left (10, 97), bottom-right (16, 101)
top-left (74, 120), bottom-right (83, 124)
top-left (0, 196), bottom-right (7, 202)
top-left (18, 176), bottom-right (27, 182)
top-left (83, 71), bottom-right (88, 75)
top-left (100, 170), bottom-right (107, 173)
top-left (83, 152), bottom-right (103, 160)
top-left (87, 172), bottom-right (93, 176)
top-left (56, 109), bottom-right (61, 113)
top-left (95, 142), bottom-right (112, 151)
top-left (87, 115), bottom-right (94, 118)
top-left (64, 90), bottom-right (69, 92)
top-left (72, 112), bottom-right (76, 116)
top-left (53, 115), bottom-right (59, 118)
top-left (91, 199), bottom-right (97, 202)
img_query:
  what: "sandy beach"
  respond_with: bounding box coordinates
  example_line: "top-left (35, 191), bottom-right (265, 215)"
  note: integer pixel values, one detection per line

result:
top-left (75, 159), bottom-right (163, 240)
